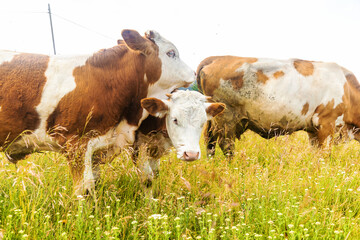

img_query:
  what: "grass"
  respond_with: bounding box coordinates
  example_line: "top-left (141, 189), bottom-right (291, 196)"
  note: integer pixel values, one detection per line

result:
top-left (1, 131), bottom-right (360, 239)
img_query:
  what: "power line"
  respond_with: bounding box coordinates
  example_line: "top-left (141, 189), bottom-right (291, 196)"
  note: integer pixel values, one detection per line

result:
top-left (51, 12), bottom-right (116, 41)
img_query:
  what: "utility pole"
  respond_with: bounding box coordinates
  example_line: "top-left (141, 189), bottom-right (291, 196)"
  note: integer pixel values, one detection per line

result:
top-left (48, 3), bottom-right (56, 55)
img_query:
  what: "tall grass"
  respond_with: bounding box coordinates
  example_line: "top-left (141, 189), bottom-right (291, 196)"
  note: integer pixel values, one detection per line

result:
top-left (1, 131), bottom-right (360, 239)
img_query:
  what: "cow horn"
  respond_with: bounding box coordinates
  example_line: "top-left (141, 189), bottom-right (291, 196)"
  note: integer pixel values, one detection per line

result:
top-left (206, 96), bottom-right (212, 101)
top-left (166, 94), bottom-right (172, 99)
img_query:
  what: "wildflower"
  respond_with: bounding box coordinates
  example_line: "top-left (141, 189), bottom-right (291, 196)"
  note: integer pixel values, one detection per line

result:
top-left (225, 218), bottom-right (230, 222)
top-left (131, 220), bottom-right (138, 225)
top-left (288, 224), bottom-right (294, 228)
top-left (176, 225), bottom-right (181, 228)
top-left (277, 213), bottom-right (283, 216)
top-left (89, 215), bottom-right (94, 219)
top-left (106, 206), bottom-right (111, 209)
top-left (268, 220), bottom-right (274, 224)
top-left (104, 231), bottom-right (110, 236)
top-left (61, 232), bottom-right (67, 236)
top-left (196, 236), bottom-right (202, 239)
top-left (315, 222), bottom-right (321, 225)
top-left (22, 234), bottom-right (29, 238)
top-left (18, 230), bottom-right (24, 234)
top-left (334, 230), bottom-right (340, 234)
top-left (112, 226), bottom-right (119, 231)
top-left (289, 230), bottom-right (295, 234)
top-left (149, 214), bottom-right (162, 220)
top-left (348, 189), bottom-right (353, 192)
top-left (304, 228), bottom-right (309, 232)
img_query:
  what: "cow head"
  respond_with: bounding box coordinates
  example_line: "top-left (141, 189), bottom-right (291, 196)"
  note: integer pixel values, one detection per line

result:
top-left (141, 90), bottom-right (225, 161)
top-left (121, 29), bottom-right (195, 95)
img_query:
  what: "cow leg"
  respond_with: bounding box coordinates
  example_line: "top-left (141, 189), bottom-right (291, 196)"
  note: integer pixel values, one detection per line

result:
top-left (307, 131), bottom-right (320, 147)
top-left (204, 120), bottom-right (218, 157)
top-left (308, 124), bottom-right (335, 148)
top-left (77, 133), bottom-right (117, 196)
top-left (132, 131), bottom-right (170, 199)
top-left (217, 124), bottom-right (236, 159)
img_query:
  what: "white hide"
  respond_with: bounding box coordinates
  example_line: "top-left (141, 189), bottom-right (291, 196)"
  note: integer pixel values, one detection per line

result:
top-left (146, 31), bottom-right (195, 99)
top-left (216, 58), bottom-right (347, 131)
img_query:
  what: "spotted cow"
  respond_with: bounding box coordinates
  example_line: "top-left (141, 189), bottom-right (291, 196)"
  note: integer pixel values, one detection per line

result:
top-left (0, 29), bottom-right (195, 195)
top-left (134, 90), bottom-right (225, 196)
top-left (197, 56), bottom-right (360, 157)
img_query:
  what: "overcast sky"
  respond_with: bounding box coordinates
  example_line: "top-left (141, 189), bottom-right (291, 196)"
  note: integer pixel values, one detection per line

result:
top-left (1, 0), bottom-right (360, 77)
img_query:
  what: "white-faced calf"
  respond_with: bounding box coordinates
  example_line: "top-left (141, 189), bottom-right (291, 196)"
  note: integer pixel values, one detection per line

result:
top-left (134, 90), bottom-right (225, 195)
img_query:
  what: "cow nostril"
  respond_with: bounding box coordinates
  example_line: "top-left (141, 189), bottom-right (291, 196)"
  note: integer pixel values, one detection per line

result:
top-left (183, 151), bottom-right (199, 161)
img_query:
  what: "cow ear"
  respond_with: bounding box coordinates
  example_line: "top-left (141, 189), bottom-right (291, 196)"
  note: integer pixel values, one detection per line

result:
top-left (145, 30), bottom-right (161, 42)
top-left (141, 98), bottom-right (170, 118)
top-left (121, 29), bottom-right (153, 55)
top-left (205, 103), bottom-right (226, 119)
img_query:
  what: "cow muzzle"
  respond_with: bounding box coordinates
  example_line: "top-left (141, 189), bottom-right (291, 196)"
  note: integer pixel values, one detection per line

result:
top-left (182, 151), bottom-right (200, 162)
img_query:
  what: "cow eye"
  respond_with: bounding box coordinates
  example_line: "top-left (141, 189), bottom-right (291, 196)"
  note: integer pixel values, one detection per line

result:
top-left (167, 50), bottom-right (176, 58)
top-left (173, 118), bottom-right (178, 125)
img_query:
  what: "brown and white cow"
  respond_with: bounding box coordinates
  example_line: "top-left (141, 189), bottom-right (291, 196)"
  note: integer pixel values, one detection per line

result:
top-left (197, 56), bottom-right (360, 157)
top-left (0, 29), bottom-right (195, 195)
top-left (134, 90), bottom-right (225, 196)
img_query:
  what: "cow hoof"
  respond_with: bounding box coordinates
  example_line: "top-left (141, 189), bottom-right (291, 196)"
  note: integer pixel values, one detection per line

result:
top-left (4, 152), bottom-right (22, 164)
top-left (74, 179), bottom-right (96, 196)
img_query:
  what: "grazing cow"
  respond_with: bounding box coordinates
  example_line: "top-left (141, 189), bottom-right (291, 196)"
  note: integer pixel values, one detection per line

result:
top-left (197, 55), bottom-right (360, 157)
top-left (135, 90), bottom-right (225, 195)
top-left (0, 29), bottom-right (195, 195)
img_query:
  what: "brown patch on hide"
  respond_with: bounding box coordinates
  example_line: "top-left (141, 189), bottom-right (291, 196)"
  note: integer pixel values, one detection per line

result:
top-left (0, 53), bottom-right (49, 145)
top-left (313, 99), bottom-right (345, 146)
top-left (197, 56), bottom-right (258, 96)
top-left (301, 102), bottom-right (309, 115)
top-left (293, 60), bottom-right (314, 76)
top-left (273, 71), bottom-right (285, 79)
top-left (256, 70), bottom-right (269, 84)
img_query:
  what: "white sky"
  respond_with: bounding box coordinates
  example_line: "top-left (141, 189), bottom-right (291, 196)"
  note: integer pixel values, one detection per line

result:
top-left (1, 0), bottom-right (360, 78)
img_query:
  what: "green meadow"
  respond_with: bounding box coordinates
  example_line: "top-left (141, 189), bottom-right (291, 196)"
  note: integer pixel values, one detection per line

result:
top-left (1, 131), bottom-right (360, 239)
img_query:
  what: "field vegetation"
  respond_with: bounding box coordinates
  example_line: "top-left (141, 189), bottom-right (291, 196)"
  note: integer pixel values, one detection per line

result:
top-left (1, 131), bottom-right (360, 239)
